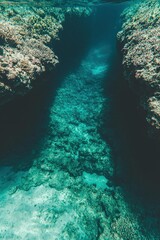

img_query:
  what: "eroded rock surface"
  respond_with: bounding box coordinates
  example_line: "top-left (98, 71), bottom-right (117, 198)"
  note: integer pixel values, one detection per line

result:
top-left (0, 5), bottom-right (91, 105)
top-left (118, 0), bottom-right (160, 140)
top-left (0, 6), bottom-right (63, 105)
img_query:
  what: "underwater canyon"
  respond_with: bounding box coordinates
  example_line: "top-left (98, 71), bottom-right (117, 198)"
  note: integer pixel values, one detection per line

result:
top-left (0, 0), bottom-right (160, 239)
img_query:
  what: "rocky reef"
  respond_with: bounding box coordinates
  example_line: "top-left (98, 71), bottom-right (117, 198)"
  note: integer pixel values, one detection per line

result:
top-left (118, 0), bottom-right (160, 140)
top-left (0, 5), bottom-right (91, 106)
top-left (0, 6), bottom-right (62, 105)
top-left (0, 44), bottom-right (147, 240)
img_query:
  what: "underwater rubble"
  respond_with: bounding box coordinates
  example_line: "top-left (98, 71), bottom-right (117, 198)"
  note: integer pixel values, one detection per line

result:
top-left (118, 0), bottom-right (160, 140)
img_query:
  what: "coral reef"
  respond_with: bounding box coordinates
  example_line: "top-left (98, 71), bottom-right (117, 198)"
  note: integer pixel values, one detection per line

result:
top-left (0, 6), bottom-right (62, 105)
top-left (118, 0), bottom-right (160, 140)
top-left (0, 45), bottom-right (147, 239)
top-left (1, 2), bottom-right (160, 239)
top-left (0, 4), bottom-right (91, 106)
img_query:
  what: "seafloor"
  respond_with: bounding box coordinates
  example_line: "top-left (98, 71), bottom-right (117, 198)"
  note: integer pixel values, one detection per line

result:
top-left (0, 1), bottom-right (160, 240)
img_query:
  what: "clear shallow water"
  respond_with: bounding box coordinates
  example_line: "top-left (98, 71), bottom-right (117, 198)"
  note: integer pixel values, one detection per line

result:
top-left (0, 42), bottom-right (114, 238)
top-left (0, 1), bottom-right (160, 239)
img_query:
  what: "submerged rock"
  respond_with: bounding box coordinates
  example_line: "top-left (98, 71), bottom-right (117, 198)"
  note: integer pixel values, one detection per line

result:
top-left (0, 5), bottom-right (91, 106)
top-left (0, 6), bottom-right (62, 105)
top-left (118, 0), bottom-right (160, 140)
top-left (0, 44), bottom-right (145, 240)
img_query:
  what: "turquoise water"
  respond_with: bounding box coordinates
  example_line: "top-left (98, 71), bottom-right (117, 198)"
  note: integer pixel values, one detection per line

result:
top-left (0, 0), bottom-right (160, 239)
top-left (0, 0), bottom-right (130, 6)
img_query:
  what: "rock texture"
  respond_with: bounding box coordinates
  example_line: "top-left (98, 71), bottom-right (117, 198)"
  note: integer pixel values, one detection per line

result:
top-left (0, 5), bottom-right (91, 106)
top-left (118, 0), bottom-right (160, 140)
top-left (0, 45), bottom-right (146, 240)
top-left (0, 6), bottom-right (62, 105)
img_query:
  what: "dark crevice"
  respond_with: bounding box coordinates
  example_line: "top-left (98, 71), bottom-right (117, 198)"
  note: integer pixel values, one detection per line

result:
top-left (101, 46), bottom-right (160, 201)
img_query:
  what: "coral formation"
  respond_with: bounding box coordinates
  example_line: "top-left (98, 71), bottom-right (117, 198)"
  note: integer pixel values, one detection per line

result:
top-left (1, 2), bottom-right (160, 239)
top-left (0, 6), bottom-right (62, 105)
top-left (0, 45), bottom-right (147, 239)
top-left (118, 0), bottom-right (160, 140)
top-left (0, 4), bottom-right (91, 106)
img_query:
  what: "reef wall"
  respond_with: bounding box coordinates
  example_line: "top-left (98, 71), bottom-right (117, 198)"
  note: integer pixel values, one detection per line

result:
top-left (0, 5), bottom-right (91, 106)
top-left (118, 0), bottom-right (160, 140)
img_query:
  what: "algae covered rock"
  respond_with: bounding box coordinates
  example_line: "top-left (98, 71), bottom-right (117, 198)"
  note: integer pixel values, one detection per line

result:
top-left (0, 4), bottom-right (92, 105)
top-left (0, 6), bottom-right (63, 105)
top-left (0, 3), bottom-right (93, 106)
top-left (118, 0), bottom-right (160, 140)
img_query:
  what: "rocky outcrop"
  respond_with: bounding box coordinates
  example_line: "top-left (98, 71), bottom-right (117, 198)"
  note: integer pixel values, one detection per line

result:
top-left (118, 0), bottom-right (160, 140)
top-left (0, 6), bottom-right (62, 105)
top-left (0, 5), bottom-right (92, 106)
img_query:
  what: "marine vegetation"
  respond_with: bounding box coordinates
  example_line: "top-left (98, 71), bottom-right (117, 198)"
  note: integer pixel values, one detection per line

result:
top-left (118, 0), bottom-right (160, 140)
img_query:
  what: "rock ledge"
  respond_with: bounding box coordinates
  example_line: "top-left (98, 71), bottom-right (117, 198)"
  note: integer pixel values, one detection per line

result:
top-left (118, 0), bottom-right (160, 140)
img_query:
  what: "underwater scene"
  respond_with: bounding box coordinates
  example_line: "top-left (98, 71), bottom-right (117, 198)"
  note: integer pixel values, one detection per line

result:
top-left (0, 0), bottom-right (160, 239)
